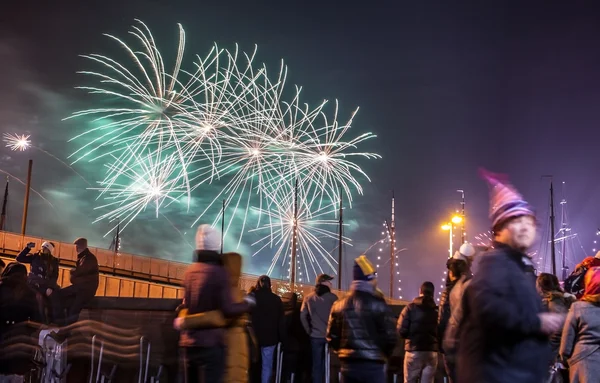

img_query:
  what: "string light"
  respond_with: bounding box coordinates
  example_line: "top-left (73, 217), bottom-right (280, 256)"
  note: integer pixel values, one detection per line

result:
top-left (371, 220), bottom-right (403, 300)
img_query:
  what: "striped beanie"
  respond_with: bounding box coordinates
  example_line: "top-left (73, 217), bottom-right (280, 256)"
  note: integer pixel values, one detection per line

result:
top-left (479, 168), bottom-right (534, 230)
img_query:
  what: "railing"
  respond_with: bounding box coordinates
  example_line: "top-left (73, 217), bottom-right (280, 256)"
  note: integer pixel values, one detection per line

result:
top-left (0, 230), bottom-right (408, 305)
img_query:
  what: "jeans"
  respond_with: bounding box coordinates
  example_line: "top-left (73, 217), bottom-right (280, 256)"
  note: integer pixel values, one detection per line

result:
top-left (403, 351), bottom-right (438, 383)
top-left (182, 346), bottom-right (226, 383)
top-left (310, 337), bottom-right (327, 383)
top-left (261, 345), bottom-right (277, 383)
top-left (340, 361), bottom-right (385, 383)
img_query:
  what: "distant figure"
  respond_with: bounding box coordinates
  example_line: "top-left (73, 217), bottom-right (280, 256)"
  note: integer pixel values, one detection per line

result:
top-left (300, 273), bottom-right (338, 383)
top-left (327, 255), bottom-right (396, 383)
top-left (16, 241), bottom-right (59, 298)
top-left (560, 267), bottom-right (600, 382)
top-left (440, 243), bottom-right (475, 383)
top-left (457, 170), bottom-right (563, 383)
top-left (250, 275), bottom-right (285, 383)
top-left (52, 238), bottom-right (99, 325)
top-left (398, 281), bottom-right (439, 383)
top-left (178, 225), bottom-right (251, 383)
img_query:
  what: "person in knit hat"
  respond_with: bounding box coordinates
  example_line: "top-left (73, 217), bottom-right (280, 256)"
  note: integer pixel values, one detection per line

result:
top-left (177, 224), bottom-right (253, 383)
top-left (437, 242), bottom-right (475, 382)
top-left (326, 255), bottom-right (396, 383)
top-left (456, 169), bottom-right (564, 383)
top-left (16, 241), bottom-right (59, 298)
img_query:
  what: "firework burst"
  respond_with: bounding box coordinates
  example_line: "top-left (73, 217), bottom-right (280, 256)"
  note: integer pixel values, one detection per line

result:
top-left (3, 133), bottom-right (31, 151)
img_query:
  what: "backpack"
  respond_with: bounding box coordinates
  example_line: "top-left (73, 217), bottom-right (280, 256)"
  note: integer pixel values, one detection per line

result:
top-left (564, 266), bottom-right (587, 299)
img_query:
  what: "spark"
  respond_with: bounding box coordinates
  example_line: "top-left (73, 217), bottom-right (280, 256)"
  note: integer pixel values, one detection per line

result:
top-left (3, 133), bottom-right (31, 151)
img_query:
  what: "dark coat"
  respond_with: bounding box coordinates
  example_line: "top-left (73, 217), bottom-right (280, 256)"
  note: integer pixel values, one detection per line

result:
top-left (70, 248), bottom-right (99, 292)
top-left (0, 263), bottom-right (42, 336)
top-left (457, 242), bottom-right (551, 383)
top-left (179, 250), bottom-right (249, 348)
top-left (327, 281), bottom-right (396, 364)
top-left (250, 287), bottom-right (285, 347)
top-left (437, 280), bottom-right (455, 351)
top-left (398, 295), bottom-right (439, 352)
top-left (16, 247), bottom-right (59, 293)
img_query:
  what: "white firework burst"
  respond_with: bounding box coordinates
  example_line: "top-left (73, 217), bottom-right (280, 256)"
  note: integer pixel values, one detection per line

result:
top-left (3, 133), bottom-right (31, 151)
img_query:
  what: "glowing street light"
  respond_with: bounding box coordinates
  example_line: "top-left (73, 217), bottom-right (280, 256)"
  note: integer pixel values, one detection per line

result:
top-left (441, 215), bottom-right (464, 258)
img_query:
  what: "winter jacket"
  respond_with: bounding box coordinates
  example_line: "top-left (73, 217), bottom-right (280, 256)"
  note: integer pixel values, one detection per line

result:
top-left (178, 252), bottom-right (250, 382)
top-left (179, 250), bottom-right (249, 348)
top-left (300, 284), bottom-right (338, 338)
top-left (282, 292), bottom-right (304, 353)
top-left (327, 281), bottom-right (397, 364)
top-left (16, 247), bottom-right (59, 293)
top-left (542, 291), bottom-right (573, 358)
top-left (397, 295), bottom-right (439, 352)
top-left (250, 286), bottom-right (285, 347)
top-left (70, 248), bottom-right (99, 292)
top-left (437, 280), bottom-right (455, 351)
top-left (0, 263), bottom-right (42, 337)
top-left (560, 300), bottom-right (600, 381)
top-left (443, 274), bottom-right (471, 363)
top-left (457, 242), bottom-right (551, 383)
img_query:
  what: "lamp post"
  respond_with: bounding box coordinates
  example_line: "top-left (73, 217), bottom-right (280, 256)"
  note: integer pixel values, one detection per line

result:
top-left (441, 215), bottom-right (463, 258)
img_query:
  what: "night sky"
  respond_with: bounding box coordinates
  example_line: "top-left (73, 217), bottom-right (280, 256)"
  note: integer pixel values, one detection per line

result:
top-left (2, 1), bottom-right (599, 299)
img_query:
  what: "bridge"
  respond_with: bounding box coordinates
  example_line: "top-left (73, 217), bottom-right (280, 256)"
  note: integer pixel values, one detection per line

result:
top-left (0, 230), bottom-right (408, 305)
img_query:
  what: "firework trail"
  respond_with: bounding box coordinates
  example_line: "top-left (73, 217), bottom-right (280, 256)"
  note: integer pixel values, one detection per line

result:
top-left (0, 169), bottom-right (55, 209)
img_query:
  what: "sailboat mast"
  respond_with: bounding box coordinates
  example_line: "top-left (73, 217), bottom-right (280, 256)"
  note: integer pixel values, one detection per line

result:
top-left (549, 178), bottom-right (557, 276)
top-left (337, 192), bottom-right (343, 290)
top-left (390, 190), bottom-right (396, 298)
top-left (0, 177), bottom-right (9, 231)
top-left (290, 179), bottom-right (298, 291)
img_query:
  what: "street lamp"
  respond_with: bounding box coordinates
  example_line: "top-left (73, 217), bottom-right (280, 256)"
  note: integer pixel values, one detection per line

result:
top-left (442, 215), bottom-right (463, 258)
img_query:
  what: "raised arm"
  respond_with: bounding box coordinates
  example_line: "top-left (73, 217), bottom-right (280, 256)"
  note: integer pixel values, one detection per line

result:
top-left (16, 247), bottom-right (33, 263)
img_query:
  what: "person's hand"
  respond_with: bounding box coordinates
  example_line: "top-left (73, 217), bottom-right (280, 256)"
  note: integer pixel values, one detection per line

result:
top-left (46, 288), bottom-right (53, 296)
top-left (27, 242), bottom-right (35, 249)
top-left (539, 312), bottom-right (564, 335)
top-left (173, 317), bottom-right (184, 331)
top-left (243, 294), bottom-right (256, 306)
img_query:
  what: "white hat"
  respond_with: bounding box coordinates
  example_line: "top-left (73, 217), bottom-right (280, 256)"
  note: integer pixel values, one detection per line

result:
top-left (452, 243), bottom-right (476, 262)
top-left (195, 224), bottom-right (221, 251)
top-left (41, 241), bottom-right (54, 255)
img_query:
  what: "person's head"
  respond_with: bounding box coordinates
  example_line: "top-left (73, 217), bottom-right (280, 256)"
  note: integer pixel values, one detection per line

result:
top-left (480, 168), bottom-right (536, 252)
top-left (257, 275), bottom-right (271, 291)
top-left (41, 241), bottom-right (55, 256)
top-left (0, 258), bottom-right (5, 275)
top-left (353, 255), bottom-right (378, 286)
top-left (447, 259), bottom-right (469, 282)
top-left (583, 267), bottom-right (600, 297)
top-left (195, 224), bottom-right (220, 252)
top-left (420, 281), bottom-right (435, 297)
top-left (536, 272), bottom-right (561, 295)
top-left (1, 262), bottom-right (27, 280)
top-left (316, 273), bottom-right (334, 288)
top-left (73, 238), bottom-right (88, 254)
top-left (494, 215), bottom-right (537, 252)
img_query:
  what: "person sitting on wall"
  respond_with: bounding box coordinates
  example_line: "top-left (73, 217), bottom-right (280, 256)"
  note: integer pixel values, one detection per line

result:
top-left (51, 238), bottom-right (99, 325)
top-left (0, 258), bottom-right (5, 275)
top-left (16, 241), bottom-right (60, 322)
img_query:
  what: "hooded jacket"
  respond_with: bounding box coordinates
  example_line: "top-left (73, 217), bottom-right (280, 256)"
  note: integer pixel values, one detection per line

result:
top-left (300, 284), bottom-right (338, 338)
top-left (398, 295), bottom-right (439, 352)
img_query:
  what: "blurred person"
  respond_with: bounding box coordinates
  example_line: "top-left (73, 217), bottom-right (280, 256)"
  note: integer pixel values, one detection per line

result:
top-left (16, 241), bottom-right (59, 297)
top-left (300, 273), bottom-right (338, 383)
top-left (174, 252), bottom-right (255, 383)
top-left (398, 281), bottom-right (439, 383)
top-left (537, 273), bottom-right (574, 356)
top-left (282, 292), bottom-right (305, 383)
top-left (178, 225), bottom-right (252, 383)
top-left (564, 251), bottom-right (600, 299)
top-left (0, 258), bottom-right (5, 274)
top-left (327, 255), bottom-right (396, 383)
top-left (0, 262), bottom-right (41, 336)
top-left (560, 267), bottom-right (600, 383)
top-left (441, 244), bottom-right (475, 383)
top-left (457, 169), bottom-right (564, 383)
top-left (250, 275), bottom-right (285, 383)
top-left (51, 237), bottom-right (99, 325)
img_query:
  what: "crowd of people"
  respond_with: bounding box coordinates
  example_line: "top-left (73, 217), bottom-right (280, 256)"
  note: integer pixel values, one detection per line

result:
top-left (0, 237), bottom-right (99, 334)
top-left (2, 169), bottom-right (600, 383)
